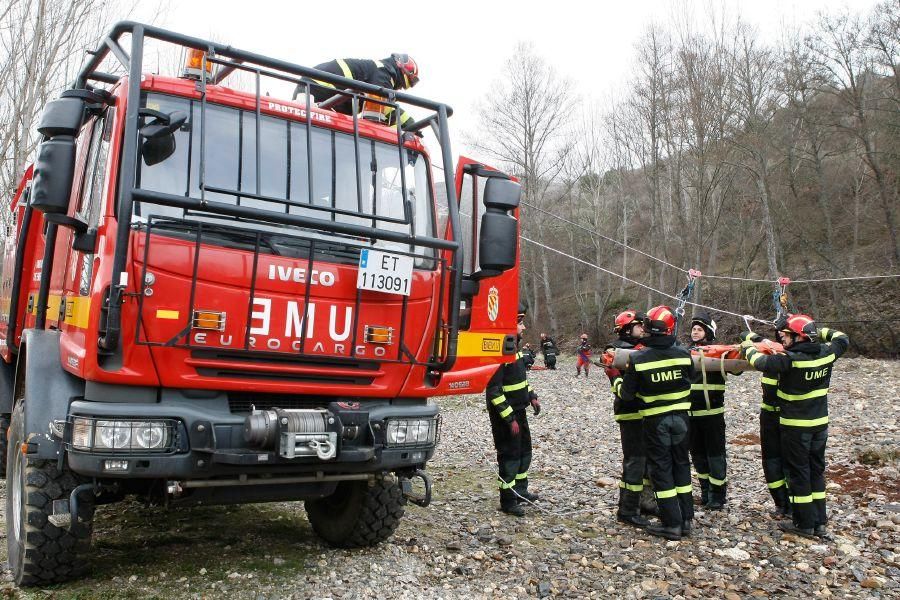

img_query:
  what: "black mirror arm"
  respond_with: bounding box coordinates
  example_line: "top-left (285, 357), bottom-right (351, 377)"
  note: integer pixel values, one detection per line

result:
top-left (139, 109), bottom-right (188, 139)
top-left (45, 213), bottom-right (88, 233)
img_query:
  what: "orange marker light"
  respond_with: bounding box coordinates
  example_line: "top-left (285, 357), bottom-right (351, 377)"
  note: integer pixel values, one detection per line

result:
top-left (364, 325), bottom-right (393, 344)
top-left (192, 310), bottom-right (226, 331)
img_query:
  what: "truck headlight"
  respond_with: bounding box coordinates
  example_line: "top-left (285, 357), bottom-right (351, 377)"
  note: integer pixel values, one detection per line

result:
top-left (71, 418), bottom-right (173, 452)
top-left (385, 418), bottom-right (437, 447)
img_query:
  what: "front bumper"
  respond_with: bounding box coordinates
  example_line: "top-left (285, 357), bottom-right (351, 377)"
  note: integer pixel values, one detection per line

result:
top-left (64, 392), bottom-right (439, 480)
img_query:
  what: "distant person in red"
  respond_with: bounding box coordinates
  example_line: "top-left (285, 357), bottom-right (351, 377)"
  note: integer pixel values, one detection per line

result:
top-left (576, 333), bottom-right (592, 378)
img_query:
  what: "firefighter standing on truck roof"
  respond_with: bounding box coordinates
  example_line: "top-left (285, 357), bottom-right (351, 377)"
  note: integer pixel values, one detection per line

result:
top-left (741, 315), bottom-right (849, 539)
top-left (486, 304), bottom-right (541, 516)
top-left (686, 312), bottom-right (732, 510)
top-left (604, 310), bottom-right (656, 528)
top-left (620, 306), bottom-right (695, 541)
top-left (744, 327), bottom-right (792, 517)
top-left (295, 54), bottom-right (419, 129)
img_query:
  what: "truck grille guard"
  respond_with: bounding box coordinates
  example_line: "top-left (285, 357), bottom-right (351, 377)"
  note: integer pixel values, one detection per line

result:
top-left (78, 22), bottom-right (463, 372)
top-left (133, 215), bottom-right (448, 371)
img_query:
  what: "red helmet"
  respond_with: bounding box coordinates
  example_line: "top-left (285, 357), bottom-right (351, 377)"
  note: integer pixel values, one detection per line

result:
top-left (777, 313), bottom-right (817, 341)
top-left (614, 310), bottom-right (642, 335)
top-left (392, 53), bottom-right (419, 88)
top-left (645, 305), bottom-right (676, 335)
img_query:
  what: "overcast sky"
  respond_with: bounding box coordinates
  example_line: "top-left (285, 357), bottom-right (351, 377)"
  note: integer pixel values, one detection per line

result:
top-left (138, 0), bottom-right (877, 165)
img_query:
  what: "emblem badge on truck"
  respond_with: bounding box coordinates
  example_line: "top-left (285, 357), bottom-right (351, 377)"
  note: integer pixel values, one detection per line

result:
top-left (487, 287), bottom-right (499, 322)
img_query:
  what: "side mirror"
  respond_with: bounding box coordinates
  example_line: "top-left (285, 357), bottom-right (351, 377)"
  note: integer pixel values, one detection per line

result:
top-left (478, 178), bottom-right (521, 273)
top-left (483, 177), bottom-right (521, 211)
top-left (140, 109), bottom-right (187, 166)
top-left (31, 136), bottom-right (78, 215)
top-left (31, 97), bottom-right (87, 216)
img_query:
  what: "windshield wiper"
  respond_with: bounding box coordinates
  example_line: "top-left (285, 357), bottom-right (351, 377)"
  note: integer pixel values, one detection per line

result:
top-left (145, 220), bottom-right (282, 255)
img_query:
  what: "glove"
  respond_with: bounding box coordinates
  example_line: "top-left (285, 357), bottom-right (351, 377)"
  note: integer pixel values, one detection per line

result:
top-left (604, 367), bottom-right (622, 380)
top-left (739, 341), bottom-right (753, 358)
top-left (509, 419), bottom-right (521, 436)
top-left (530, 398), bottom-right (541, 416)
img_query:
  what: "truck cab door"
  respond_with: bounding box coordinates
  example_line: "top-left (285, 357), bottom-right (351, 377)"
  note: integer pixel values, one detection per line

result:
top-left (0, 168), bottom-right (36, 361)
top-left (434, 156), bottom-right (520, 395)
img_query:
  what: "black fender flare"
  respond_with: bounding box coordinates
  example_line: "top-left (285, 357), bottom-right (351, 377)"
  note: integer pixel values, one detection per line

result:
top-left (16, 330), bottom-right (85, 460)
top-left (0, 358), bottom-right (14, 415)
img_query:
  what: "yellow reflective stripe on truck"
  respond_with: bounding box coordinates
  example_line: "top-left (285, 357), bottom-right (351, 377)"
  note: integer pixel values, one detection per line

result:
top-left (30, 294), bottom-right (91, 329)
top-left (455, 332), bottom-right (508, 357)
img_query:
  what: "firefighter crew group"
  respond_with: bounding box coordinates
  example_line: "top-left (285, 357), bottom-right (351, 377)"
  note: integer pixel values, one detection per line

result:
top-left (486, 303), bottom-right (849, 543)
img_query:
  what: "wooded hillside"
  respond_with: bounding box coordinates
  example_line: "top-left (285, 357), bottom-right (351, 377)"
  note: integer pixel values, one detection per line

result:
top-left (471, 2), bottom-right (899, 356)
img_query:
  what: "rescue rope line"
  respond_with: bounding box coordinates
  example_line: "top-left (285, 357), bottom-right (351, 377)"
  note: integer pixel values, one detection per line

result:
top-left (521, 201), bottom-right (690, 275)
top-left (789, 274), bottom-right (900, 283)
top-left (521, 236), bottom-right (772, 325)
top-left (482, 451), bottom-right (612, 518)
top-left (521, 202), bottom-right (899, 285)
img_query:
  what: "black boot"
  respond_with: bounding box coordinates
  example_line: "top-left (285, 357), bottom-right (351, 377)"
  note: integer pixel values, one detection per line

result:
top-left (771, 496), bottom-right (792, 518)
top-left (698, 479), bottom-right (710, 506)
top-left (514, 485), bottom-right (540, 503)
top-left (619, 513), bottom-right (650, 528)
top-left (706, 487), bottom-right (726, 511)
top-left (500, 489), bottom-right (525, 517)
top-left (770, 486), bottom-right (790, 516)
top-left (681, 520), bottom-right (692, 537)
top-left (814, 524), bottom-right (833, 541)
top-left (639, 487), bottom-right (658, 517)
top-left (777, 520), bottom-right (816, 539)
top-left (617, 490), bottom-right (649, 528)
top-left (647, 522), bottom-right (682, 541)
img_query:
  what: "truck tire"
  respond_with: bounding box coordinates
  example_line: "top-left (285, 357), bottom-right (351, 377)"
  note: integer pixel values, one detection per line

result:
top-left (0, 414), bottom-right (9, 478)
top-left (305, 478), bottom-right (406, 548)
top-left (6, 401), bottom-right (94, 586)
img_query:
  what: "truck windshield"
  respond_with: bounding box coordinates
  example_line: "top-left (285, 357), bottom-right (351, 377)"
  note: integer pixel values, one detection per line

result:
top-left (135, 92), bottom-right (435, 263)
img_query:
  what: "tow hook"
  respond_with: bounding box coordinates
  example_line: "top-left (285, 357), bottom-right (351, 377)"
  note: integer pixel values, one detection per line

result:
top-left (399, 469), bottom-right (432, 507)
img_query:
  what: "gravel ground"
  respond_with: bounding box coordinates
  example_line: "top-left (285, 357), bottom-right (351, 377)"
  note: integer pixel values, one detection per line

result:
top-left (1, 356), bottom-right (898, 599)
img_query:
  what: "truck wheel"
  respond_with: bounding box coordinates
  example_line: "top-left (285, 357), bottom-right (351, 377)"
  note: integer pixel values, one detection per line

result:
top-left (6, 401), bottom-right (94, 586)
top-left (0, 414), bottom-right (9, 478)
top-left (305, 478), bottom-right (406, 548)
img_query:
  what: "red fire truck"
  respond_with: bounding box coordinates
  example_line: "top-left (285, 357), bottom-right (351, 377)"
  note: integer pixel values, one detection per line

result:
top-left (0, 22), bottom-right (521, 585)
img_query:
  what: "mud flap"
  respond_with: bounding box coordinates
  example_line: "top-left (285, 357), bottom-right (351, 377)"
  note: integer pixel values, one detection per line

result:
top-left (0, 359), bottom-right (14, 414)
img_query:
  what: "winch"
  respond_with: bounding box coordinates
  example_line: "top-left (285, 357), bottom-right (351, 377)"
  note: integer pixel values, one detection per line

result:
top-left (243, 408), bottom-right (338, 460)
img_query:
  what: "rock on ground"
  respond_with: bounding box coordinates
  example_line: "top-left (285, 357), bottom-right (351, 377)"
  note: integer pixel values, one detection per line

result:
top-left (0, 357), bottom-right (897, 598)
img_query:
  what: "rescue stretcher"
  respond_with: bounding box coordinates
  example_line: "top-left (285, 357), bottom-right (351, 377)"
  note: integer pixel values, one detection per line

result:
top-left (596, 340), bottom-right (784, 373)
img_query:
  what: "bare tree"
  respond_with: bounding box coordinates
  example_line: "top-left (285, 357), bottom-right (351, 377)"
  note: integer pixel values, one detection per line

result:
top-left (808, 9), bottom-right (900, 263)
top-left (867, 0), bottom-right (900, 104)
top-left (0, 0), bottom-right (164, 228)
top-left (728, 24), bottom-right (782, 279)
top-left (470, 42), bottom-right (577, 334)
